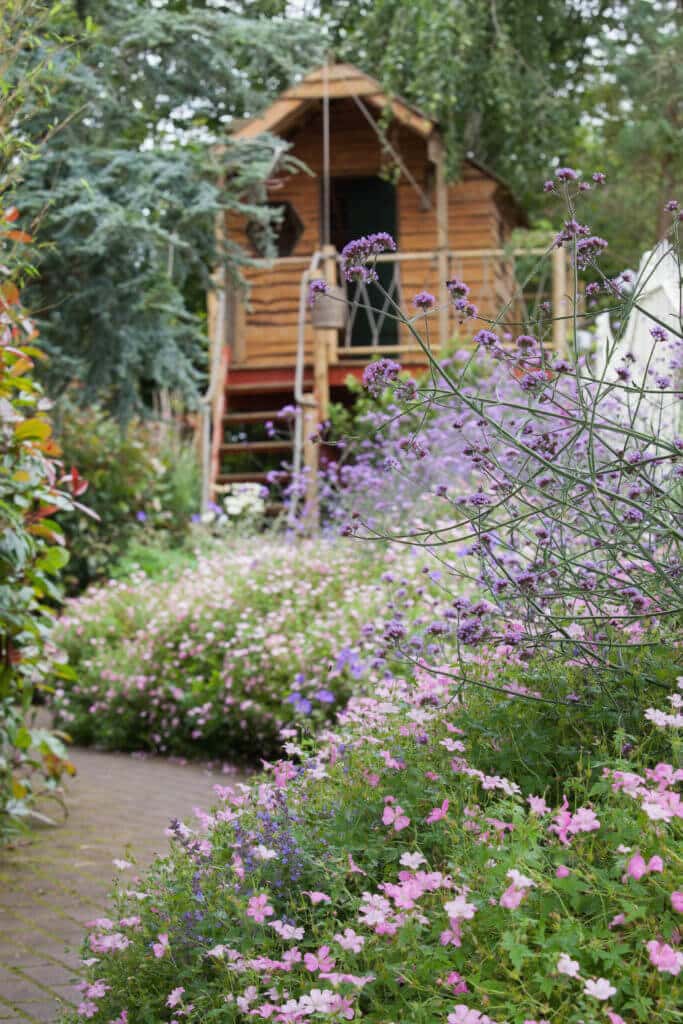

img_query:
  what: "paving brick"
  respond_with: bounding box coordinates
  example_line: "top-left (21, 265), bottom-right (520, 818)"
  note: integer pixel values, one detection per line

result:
top-left (0, 744), bottom-right (243, 1023)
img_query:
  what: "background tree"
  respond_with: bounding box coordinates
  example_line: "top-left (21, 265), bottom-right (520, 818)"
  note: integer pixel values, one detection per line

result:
top-left (315, 0), bottom-right (609, 203)
top-left (570, 0), bottom-right (683, 271)
top-left (14, 1), bottom-right (322, 418)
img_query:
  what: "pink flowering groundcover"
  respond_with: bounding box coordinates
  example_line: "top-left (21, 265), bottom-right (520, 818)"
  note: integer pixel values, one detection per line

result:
top-left (62, 666), bottom-right (682, 1024)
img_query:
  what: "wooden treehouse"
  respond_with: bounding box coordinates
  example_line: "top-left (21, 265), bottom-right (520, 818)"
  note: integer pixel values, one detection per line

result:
top-left (204, 62), bottom-right (559, 513)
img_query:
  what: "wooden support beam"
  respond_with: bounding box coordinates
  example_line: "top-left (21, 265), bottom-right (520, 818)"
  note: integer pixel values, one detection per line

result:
top-left (302, 400), bottom-right (320, 534)
top-left (432, 137), bottom-right (450, 351)
top-left (312, 245), bottom-right (337, 420)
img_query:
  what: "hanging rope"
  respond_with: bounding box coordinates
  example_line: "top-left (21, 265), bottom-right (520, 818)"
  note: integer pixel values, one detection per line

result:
top-left (322, 56), bottom-right (331, 247)
top-left (351, 94), bottom-right (432, 211)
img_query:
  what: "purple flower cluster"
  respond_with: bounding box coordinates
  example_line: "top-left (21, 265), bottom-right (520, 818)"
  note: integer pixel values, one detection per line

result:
top-left (413, 291), bottom-right (436, 311)
top-left (340, 232), bottom-right (397, 282)
top-left (362, 357), bottom-right (402, 397)
top-left (308, 278), bottom-right (328, 307)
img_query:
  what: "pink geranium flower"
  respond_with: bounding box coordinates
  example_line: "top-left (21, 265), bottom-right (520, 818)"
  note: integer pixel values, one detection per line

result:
top-left (382, 802), bottom-right (410, 831)
top-left (444, 894), bottom-right (477, 920)
top-left (646, 940), bottom-right (683, 975)
top-left (671, 891), bottom-right (683, 913)
top-left (304, 946), bottom-right (335, 973)
top-left (166, 988), bottom-right (184, 1008)
top-left (426, 799), bottom-right (449, 823)
top-left (527, 795), bottom-right (550, 815)
top-left (305, 891), bottom-right (331, 905)
top-left (247, 894), bottom-right (274, 923)
top-left (152, 933), bottom-right (169, 958)
top-left (334, 928), bottom-right (364, 953)
top-left (625, 852), bottom-right (664, 881)
top-left (347, 854), bottom-right (367, 875)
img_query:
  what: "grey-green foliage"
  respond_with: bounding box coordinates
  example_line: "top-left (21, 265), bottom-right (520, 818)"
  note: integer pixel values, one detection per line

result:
top-left (13, 1), bottom-right (323, 419)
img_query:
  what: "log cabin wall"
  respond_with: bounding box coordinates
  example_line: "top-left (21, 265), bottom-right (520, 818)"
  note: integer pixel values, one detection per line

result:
top-left (225, 98), bottom-right (518, 369)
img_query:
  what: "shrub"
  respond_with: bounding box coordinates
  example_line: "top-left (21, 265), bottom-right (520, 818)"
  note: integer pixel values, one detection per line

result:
top-left (54, 401), bottom-right (200, 592)
top-left (0, 204), bottom-right (80, 838)
top-left (58, 665), bottom-right (682, 1024)
top-left (49, 540), bottom-right (428, 761)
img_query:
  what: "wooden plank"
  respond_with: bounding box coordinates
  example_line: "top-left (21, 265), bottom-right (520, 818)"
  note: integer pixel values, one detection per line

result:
top-left (234, 98), bottom-right (311, 140)
top-left (221, 441), bottom-right (292, 454)
top-left (287, 79), bottom-right (378, 100)
top-left (365, 93), bottom-right (434, 138)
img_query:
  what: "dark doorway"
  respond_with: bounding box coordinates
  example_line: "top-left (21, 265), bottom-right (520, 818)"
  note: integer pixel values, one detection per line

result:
top-left (328, 176), bottom-right (399, 349)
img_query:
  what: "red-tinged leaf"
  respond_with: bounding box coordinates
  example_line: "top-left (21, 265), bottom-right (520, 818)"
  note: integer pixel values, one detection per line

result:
top-left (25, 503), bottom-right (60, 524)
top-left (27, 520), bottom-right (65, 544)
top-left (4, 206), bottom-right (20, 223)
top-left (38, 438), bottom-right (62, 457)
top-left (5, 229), bottom-right (33, 244)
top-left (67, 465), bottom-right (89, 497)
top-left (0, 281), bottom-right (20, 305)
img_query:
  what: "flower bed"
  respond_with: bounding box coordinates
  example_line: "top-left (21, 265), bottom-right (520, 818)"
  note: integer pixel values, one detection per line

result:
top-left (49, 540), bottom-right (429, 761)
top-left (60, 666), bottom-right (682, 1024)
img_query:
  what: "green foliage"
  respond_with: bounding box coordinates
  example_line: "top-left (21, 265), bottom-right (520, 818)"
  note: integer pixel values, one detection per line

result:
top-left (0, 201), bottom-right (80, 839)
top-left (568, 0), bottom-right (683, 268)
top-left (54, 401), bottom-right (200, 591)
top-left (13, 0), bottom-right (323, 418)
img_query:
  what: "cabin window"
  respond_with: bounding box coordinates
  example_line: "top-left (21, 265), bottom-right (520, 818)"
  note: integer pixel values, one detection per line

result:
top-left (329, 176), bottom-right (399, 350)
top-left (246, 201), bottom-right (303, 258)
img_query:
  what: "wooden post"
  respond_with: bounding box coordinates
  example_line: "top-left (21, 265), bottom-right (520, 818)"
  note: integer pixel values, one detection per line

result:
top-left (313, 244), bottom-right (336, 416)
top-left (552, 245), bottom-right (568, 356)
top-left (430, 136), bottom-right (450, 352)
top-left (302, 399), bottom-right (319, 534)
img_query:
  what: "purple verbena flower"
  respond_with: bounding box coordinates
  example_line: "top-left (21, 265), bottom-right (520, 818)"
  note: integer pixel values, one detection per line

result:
top-left (446, 277), bottom-right (470, 299)
top-left (308, 279), bottom-right (328, 307)
top-left (556, 167), bottom-right (578, 182)
top-left (363, 358), bottom-right (401, 397)
top-left (413, 291), bottom-right (436, 311)
top-left (575, 235), bottom-right (608, 269)
top-left (340, 233), bottom-right (396, 281)
top-left (473, 329), bottom-right (499, 349)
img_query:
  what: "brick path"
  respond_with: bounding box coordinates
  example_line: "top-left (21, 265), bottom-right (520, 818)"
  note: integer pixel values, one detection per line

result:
top-left (0, 747), bottom-right (241, 1023)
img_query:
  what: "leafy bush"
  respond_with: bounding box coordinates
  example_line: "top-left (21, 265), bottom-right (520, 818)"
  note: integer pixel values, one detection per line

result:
top-left (49, 540), bottom-right (426, 761)
top-left (59, 664), bottom-right (682, 1024)
top-left (0, 205), bottom-right (80, 838)
top-left (54, 402), bottom-right (200, 592)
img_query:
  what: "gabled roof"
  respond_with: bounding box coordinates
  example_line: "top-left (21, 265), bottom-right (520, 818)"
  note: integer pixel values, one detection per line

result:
top-left (233, 62), bottom-right (436, 142)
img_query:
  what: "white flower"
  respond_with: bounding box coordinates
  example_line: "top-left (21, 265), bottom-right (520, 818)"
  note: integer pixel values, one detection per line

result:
top-left (583, 977), bottom-right (617, 1000)
top-left (444, 895), bottom-right (477, 920)
top-left (506, 868), bottom-right (535, 889)
top-left (400, 851), bottom-right (427, 870)
top-left (557, 953), bottom-right (581, 978)
top-left (252, 844), bottom-right (278, 861)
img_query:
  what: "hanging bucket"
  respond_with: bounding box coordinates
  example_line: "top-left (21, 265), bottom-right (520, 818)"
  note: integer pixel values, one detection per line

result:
top-left (311, 285), bottom-right (347, 329)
